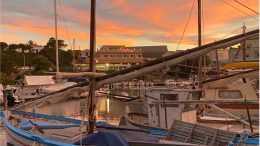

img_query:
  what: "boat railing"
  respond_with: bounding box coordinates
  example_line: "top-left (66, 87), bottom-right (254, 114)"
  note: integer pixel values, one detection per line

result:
top-left (202, 112), bottom-right (229, 118)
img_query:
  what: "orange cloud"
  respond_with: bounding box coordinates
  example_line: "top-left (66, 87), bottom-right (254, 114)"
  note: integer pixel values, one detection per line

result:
top-left (1, 0), bottom-right (258, 51)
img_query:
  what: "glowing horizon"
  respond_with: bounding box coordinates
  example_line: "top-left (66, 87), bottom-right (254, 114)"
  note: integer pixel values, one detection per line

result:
top-left (0, 0), bottom-right (258, 51)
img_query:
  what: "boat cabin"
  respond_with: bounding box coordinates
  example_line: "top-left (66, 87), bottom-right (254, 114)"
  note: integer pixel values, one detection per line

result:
top-left (202, 70), bottom-right (259, 118)
top-left (143, 87), bottom-right (202, 129)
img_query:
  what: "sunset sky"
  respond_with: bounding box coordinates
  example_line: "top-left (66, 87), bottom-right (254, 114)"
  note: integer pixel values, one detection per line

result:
top-left (0, 0), bottom-right (259, 51)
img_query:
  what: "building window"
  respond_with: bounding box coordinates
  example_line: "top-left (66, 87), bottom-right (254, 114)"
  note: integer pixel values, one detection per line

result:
top-left (160, 94), bottom-right (178, 107)
top-left (138, 55), bottom-right (142, 58)
top-left (219, 90), bottom-right (242, 99)
top-left (131, 54), bottom-right (135, 58)
top-left (104, 55), bottom-right (108, 57)
top-left (117, 54), bottom-right (122, 57)
top-left (124, 55), bottom-right (129, 58)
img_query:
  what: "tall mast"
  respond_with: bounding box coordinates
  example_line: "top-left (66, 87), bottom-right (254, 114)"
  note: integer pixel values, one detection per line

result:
top-left (54, 0), bottom-right (59, 72)
top-left (73, 39), bottom-right (76, 72)
top-left (88, 0), bottom-right (96, 134)
top-left (198, 0), bottom-right (202, 88)
top-left (242, 23), bottom-right (246, 62)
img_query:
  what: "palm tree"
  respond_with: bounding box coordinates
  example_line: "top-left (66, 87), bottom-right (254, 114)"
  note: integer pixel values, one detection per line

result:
top-left (26, 40), bottom-right (37, 53)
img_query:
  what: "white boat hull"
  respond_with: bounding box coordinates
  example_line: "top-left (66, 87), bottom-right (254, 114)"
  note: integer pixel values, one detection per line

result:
top-left (5, 126), bottom-right (45, 146)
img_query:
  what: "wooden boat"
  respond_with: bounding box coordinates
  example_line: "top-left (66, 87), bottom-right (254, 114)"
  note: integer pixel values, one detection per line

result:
top-left (123, 70), bottom-right (259, 133)
top-left (1, 110), bottom-right (203, 146)
top-left (1, 110), bottom-right (87, 146)
top-left (123, 88), bottom-right (200, 130)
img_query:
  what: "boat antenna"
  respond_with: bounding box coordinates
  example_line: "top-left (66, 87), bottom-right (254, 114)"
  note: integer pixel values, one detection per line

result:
top-left (88, 0), bottom-right (96, 134)
top-left (54, 0), bottom-right (59, 72)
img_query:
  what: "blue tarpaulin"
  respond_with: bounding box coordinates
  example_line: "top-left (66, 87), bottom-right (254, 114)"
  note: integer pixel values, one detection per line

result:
top-left (232, 137), bottom-right (259, 145)
top-left (74, 129), bottom-right (159, 146)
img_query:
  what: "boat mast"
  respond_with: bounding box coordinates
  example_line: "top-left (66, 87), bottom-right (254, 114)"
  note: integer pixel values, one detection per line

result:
top-left (197, 0), bottom-right (202, 88)
top-left (88, 0), bottom-right (96, 134)
top-left (54, 0), bottom-right (59, 72)
top-left (73, 39), bottom-right (76, 72)
top-left (242, 23), bottom-right (246, 62)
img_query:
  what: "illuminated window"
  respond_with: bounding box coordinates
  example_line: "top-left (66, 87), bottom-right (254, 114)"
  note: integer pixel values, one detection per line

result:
top-left (219, 90), bottom-right (242, 99)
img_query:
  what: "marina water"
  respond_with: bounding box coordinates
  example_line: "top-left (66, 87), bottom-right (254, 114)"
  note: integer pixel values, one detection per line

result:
top-left (0, 87), bottom-right (139, 146)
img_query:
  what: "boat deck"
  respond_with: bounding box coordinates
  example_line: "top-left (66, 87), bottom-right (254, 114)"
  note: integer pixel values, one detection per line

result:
top-left (165, 120), bottom-right (237, 146)
top-left (8, 113), bottom-right (88, 144)
top-left (29, 126), bottom-right (86, 143)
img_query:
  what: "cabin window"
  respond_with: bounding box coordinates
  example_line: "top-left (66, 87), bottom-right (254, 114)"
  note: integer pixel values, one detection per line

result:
top-left (160, 94), bottom-right (178, 107)
top-left (191, 91), bottom-right (204, 100)
top-left (219, 90), bottom-right (243, 99)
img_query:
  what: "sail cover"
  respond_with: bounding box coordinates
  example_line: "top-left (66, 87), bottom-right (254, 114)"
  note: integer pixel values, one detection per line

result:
top-left (74, 129), bottom-right (159, 146)
top-left (203, 70), bottom-right (259, 88)
top-left (24, 75), bottom-right (54, 86)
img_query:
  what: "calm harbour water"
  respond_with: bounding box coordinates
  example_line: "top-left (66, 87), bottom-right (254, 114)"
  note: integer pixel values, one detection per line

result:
top-left (0, 87), bottom-right (140, 146)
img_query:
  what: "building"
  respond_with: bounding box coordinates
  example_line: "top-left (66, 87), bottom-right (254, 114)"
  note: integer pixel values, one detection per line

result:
top-left (207, 48), bottom-right (229, 67)
top-left (229, 38), bottom-right (259, 62)
top-left (79, 49), bottom-right (90, 60)
top-left (31, 45), bottom-right (44, 53)
top-left (127, 45), bottom-right (168, 60)
top-left (95, 45), bottom-right (143, 70)
top-left (76, 45), bottom-right (168, 71)
top-left (15, 48), bottom-right (23, 53)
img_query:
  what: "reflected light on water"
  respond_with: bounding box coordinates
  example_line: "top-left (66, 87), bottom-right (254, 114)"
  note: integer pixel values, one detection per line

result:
top-left (107, 98), bottom-right (110, 113)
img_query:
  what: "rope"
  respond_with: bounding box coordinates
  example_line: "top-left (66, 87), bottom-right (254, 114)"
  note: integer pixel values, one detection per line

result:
top-left (202, 0), bottom-right (205, 45)
top-left (233, 0), bottom-right (259, 15)
top-left (217, 27), bottom-right (242, 41)
top-left (58, 0), bottom-right (73, 50)
top-left (220, 0), bottom-right (258, 21)
top-left (176, 0), bottom-right (196, 50)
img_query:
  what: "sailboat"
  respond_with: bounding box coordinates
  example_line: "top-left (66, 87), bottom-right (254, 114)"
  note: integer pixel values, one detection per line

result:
top-left (120, 0), bottom-right (259, 145)
top-left (0, 1), bottom-right (196, 146)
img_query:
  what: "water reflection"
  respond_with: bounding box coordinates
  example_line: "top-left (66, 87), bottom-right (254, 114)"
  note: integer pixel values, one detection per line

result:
top-left (0, 87), bottom-right (141, 146)
top-left (26, 87), bottom-right (140, 122)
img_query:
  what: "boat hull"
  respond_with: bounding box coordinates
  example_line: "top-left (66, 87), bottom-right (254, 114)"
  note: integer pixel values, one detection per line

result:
top-left (5, 126), bottom-right (40, 146)
top-left (1, 111), bottom-right (76, 146)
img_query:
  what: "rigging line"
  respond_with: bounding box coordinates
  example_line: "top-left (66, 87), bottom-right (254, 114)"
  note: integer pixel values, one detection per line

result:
top-left (202, 0), bottom-right (205, 45)
top-left (175, 0), bottom-right (196, 51)
top-left (233, 0), bottom-right (259, 15)
top-left (58, 0), bottom-right (73, 50)
top-left (201, 0), bottom-right (206, 68)
top-left (216, 27), bottom-right (241, 41)
top-left (220, 0), bottom-right (258, 21)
